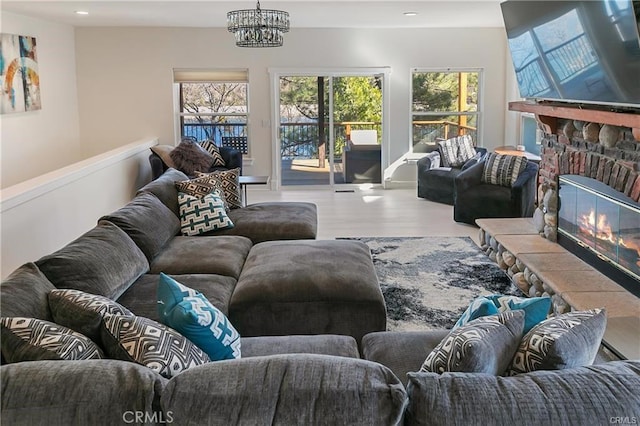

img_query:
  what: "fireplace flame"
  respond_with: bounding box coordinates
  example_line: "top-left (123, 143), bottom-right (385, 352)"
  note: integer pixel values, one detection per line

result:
top-left (578, 209), bottom-right (640, 267)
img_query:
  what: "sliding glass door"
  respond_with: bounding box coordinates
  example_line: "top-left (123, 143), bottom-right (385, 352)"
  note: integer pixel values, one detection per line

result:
top-left (276, 71), bottom-right (385, 187)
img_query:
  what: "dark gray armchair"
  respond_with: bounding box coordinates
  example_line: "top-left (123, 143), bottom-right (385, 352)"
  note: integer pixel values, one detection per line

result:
top-left (453, 160), bottom-right (539, 225)
top-left (417, 146), bottom-right (487, 205)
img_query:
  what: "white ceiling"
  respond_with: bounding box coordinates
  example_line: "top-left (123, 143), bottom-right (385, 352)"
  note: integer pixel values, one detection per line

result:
top-left (1, 1), bottom-right (506, 29)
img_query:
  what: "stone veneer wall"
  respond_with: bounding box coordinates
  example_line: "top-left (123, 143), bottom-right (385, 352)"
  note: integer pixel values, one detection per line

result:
top-left (533, 120), bottom-right (640, 242)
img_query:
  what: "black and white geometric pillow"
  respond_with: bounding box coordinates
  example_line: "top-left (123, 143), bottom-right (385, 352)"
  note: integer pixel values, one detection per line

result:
top-left (48, 289), bottom-right (133, 343)
top-left (1, 317), bottom-right (104, 363)
top-left (100, 314), bottom-right (210, 378)
top-left (420, 310), bottom-right (525, 375)
top-left (175, 175), bottom-right (229, 209)
top-left (506, 308), bottom-right (606, 376)
top-left (199, 140), bottom-right (226, 168)
top-left (196, 168), bottom-right (242, 209)
top-left (178, 191), bottom-right (234, 236)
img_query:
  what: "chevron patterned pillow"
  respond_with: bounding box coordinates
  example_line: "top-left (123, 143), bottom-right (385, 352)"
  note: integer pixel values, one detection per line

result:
top-left (100, 313), bottom-right (210, 378)
top-left (506, 308), bottom-right (606, 376)
top-left (157, 273), bottom-right (241, 361)
top-left (1, 317), bottom-right (104, 362)
top-left (199, 140), bottom-right (226, 168)
top-left (178, 191), bottom-right (234, 236)
top-left (420, 310), bottom-right (525, 375)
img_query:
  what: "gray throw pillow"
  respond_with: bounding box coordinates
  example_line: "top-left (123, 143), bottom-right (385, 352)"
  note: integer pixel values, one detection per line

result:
top-left (506, 308), bottom-right (606, 376)
top-left (48, 289), bottom-right (133, 343)
top-left (100, 192), bottom-right (180, 261)
top-left (1, 317), bottom-right (104, 362)
top-left (100, 314), bottom-right (210, 378)
top-left (35, 221), bottom-right (149, 300)
top-left (420, 310), bottom-right (525, 375)
top-left (169, 139), bottom-right (215, 176)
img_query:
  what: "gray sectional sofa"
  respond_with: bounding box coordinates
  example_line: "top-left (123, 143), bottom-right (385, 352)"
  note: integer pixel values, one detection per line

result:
top-left (2, 167), bottom-right (639, 425)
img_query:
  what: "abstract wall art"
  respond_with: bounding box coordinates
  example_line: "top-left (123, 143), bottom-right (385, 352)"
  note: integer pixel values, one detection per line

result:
top-left (1, 33), bottom-right (41, 114)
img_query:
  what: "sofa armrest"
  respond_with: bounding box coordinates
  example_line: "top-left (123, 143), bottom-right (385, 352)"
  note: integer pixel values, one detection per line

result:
top-left (417, 152), bottom-right (441, 174)
top-left (454, 160), bottom-right (484, 194)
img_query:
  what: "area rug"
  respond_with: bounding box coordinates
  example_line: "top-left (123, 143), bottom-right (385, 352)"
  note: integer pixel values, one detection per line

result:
top-left (340, 237), bottom-right (521, 332)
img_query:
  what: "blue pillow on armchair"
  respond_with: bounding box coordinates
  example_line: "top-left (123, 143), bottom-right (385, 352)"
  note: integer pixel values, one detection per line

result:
top-left (157, 273), bottom-right (241, 361)
top-left (455, 294), bottom-right (551, 334)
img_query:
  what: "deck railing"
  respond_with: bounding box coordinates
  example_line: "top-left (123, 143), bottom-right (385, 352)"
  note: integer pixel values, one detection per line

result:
top-left (181, 119), bottom-right (477, 158)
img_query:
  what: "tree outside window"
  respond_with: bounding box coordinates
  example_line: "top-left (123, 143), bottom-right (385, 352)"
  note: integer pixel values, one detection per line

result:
top-left (411, 70), bottom-right (481, 152)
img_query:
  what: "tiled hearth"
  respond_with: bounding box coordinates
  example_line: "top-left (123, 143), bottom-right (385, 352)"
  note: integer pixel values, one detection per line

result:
top-left (476, 102), bottom-right (640, 360)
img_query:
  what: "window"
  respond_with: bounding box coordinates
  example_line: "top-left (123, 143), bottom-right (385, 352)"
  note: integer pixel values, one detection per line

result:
top-left (411, 70), bottom-right (481, 152)
top-left (173, 69), bottom-right (249, 154)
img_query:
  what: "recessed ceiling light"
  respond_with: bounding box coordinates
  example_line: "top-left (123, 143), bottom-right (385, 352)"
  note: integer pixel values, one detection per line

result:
top-left (75, 11), bottom-right (89, 15)
top-left (404, 12), bottom-right (418, 17)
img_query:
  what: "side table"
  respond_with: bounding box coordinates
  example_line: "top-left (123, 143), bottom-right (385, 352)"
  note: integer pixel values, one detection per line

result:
top-left (239, 175), bottom-right (270, 206)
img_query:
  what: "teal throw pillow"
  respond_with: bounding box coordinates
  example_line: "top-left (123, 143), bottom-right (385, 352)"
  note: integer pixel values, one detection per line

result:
top-left (453, 297), bottom-right (499, 329)
top-left (455, 294), bottom-right (551, 334)
top-left (157, 273), bottom-right (241, 361)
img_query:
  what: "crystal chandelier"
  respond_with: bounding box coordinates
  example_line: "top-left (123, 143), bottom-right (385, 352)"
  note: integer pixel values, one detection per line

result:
top-left (227, 1), bottom-right (290, 48)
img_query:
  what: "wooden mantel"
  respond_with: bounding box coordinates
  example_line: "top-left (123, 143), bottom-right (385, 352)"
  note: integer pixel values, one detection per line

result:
top-left (509, 101), bottom-right (640, 140)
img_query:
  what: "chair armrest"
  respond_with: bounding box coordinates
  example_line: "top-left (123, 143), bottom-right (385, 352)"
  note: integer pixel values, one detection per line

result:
top-left (417, 152), bottom-right (441, 174)
top-left (454, 161), bottom-right (484, 194)
top-left (510, 162), bottom-right (539, 216)
top-left (220, 147), bottom-right (243, 174)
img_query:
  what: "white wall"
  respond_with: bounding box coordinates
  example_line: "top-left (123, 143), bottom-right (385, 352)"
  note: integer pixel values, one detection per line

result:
top-left (0, 12), bottom-right (82, 188)
top-left (75, 27), bottom-right (509, 182)
top-left (0, 139), bottom-right (156, 278)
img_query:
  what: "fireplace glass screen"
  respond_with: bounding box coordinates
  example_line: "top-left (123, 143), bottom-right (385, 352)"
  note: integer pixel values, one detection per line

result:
top-left (558, 175), bottom-right (640, 282)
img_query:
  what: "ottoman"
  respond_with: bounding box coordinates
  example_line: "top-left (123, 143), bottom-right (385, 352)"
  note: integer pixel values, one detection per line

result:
top-left (229, 240), bottom-right (387, 344)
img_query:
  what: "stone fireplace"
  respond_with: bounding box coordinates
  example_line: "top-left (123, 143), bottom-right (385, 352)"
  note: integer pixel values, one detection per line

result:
top-left (509, 101), bottom-right (640, 295)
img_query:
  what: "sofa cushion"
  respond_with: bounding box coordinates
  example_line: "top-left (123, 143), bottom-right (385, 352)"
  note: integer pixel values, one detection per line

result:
top-left (437, 135), bottom-right (476, 167)
top-left (169, 139), bottom-right (215, 176)
top-left (362, 330), bottom-right (450, 384)
top-left (35, 221), bottom-right (149, 300)
top-left (150, 235), bottom-right (252, 279)
top-left (101, 314), bottom-right (210, 378)
top-left (150, 144), bottom-right (177, 169)
top-left (161, 354), bottom-right (407, 425)
top-left (455, 294), bottom-right (551, 334)
top-left (1, 317), bottom-right (104, 362)
top-left (420, 310), bottom-right (525, 375)
top-left (481, 153), bottom-right (529, 187)
top-left (100, 192), bottom-right (180, 262)
top-left (0, 263), bottom-right (55, 321)
top-left (196, 168), bottom-right (242, 209)
top-left (507, 308), bottom-right (607, 376)
top-left (1, 359), bottom-right (167, 425)
top-left (213, 202), bottom-right (318, 243)
top-left (200, 140), bottom-right (226, 167)
top-left (117, 273), bottom-right (237, 320)
top-left (178, 191), bottom-right (234, 236)
top-left (158, 273), bottom-right (241, 361)
top-left (48, 289), bottom-right (133, 343)
top-left (137, 168), bottom-right (189, 217)
top-left (405, 361), bottom-right (640, 426)
top-left (242, 335), bottom-right (360, 359)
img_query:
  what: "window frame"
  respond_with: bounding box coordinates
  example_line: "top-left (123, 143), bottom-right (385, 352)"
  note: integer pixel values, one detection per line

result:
top-left (410, 68), bottom-right (484, 152)
top-left (173, 69), bottom-right (250, 154)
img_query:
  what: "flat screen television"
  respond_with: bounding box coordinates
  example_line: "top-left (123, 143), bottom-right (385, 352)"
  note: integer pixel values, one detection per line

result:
top-left (501, 0), bottom-right (640, 109)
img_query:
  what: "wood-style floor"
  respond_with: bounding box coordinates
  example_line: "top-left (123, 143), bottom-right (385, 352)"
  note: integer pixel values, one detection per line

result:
top-left (246, 186), bottom-right (480, 244)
